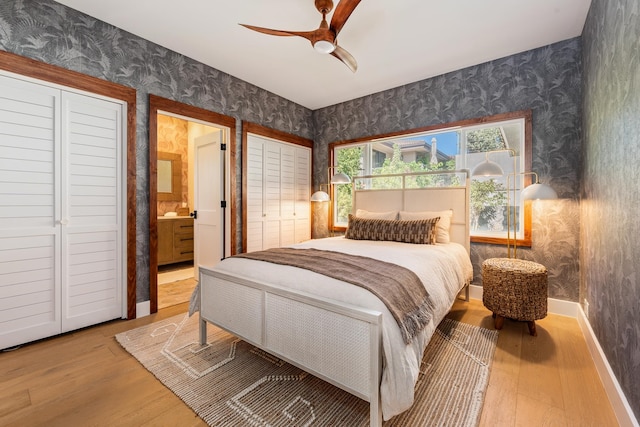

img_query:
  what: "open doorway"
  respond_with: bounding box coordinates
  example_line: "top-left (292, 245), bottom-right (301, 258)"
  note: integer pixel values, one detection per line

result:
top-left (156, 114), bottom-right (220, 309)
top-left (149, 95), bottom-right (236, 314)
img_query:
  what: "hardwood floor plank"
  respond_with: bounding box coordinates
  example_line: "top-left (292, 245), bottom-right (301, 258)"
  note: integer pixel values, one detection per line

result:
top-left (515, 317), bottom-right (566, 410)
top-left (0, 389), bottom-right (30, 418)
top-left (515, 392), bottom-right (568, 427)
top-left (158, 277), bottom-right (197, 309)
top-left (554, 316), bottom-right (619, 426)
top-left (479, 367), bottom-right (519, 427)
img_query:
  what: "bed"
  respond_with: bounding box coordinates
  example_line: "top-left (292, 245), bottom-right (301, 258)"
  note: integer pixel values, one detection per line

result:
top-left (192, 170), bottom-right (472, 426)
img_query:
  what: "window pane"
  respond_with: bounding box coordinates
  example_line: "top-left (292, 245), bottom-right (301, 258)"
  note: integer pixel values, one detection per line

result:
top-left (466, 121), bottom-right (524, 238)
top-left (331, 112), bottom-right (529, 245)
top-left (335, 146), bottom-right (363, 225)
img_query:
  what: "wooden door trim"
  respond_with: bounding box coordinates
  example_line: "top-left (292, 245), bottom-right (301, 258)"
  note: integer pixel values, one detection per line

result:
top-left (0, 50), bottom-right (138, 319)
top-left (149, 95), bottom-right (237, 313)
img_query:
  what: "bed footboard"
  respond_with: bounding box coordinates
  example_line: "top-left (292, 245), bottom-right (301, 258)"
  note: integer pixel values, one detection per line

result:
top-left (199, 267), bottom-right (384, 426)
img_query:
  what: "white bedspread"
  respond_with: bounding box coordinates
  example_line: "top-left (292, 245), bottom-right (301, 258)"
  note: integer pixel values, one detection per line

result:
top-left (193, 237), bottom-right (473, 420)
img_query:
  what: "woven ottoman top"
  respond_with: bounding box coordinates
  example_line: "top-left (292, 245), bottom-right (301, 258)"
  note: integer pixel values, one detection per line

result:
top-left (482, 257), bottom-right (547, 275)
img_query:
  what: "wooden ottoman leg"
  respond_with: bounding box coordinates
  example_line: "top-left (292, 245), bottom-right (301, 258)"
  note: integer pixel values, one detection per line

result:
top-left (494, 315), bottom-right (504, 330)
top-left (527, 320), bottom-right (537, 336)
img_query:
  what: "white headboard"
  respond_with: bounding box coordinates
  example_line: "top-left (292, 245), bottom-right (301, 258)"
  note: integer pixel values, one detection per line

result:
top-left (352, 171), bottom-right (470, 253)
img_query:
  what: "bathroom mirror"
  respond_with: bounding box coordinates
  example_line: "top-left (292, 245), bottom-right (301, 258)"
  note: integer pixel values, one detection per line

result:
top-left (157, 151), bottom-right (182, 201)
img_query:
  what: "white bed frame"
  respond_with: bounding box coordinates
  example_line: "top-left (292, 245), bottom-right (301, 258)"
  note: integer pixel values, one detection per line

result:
top-left (199, 170), bottom-right (470, 426)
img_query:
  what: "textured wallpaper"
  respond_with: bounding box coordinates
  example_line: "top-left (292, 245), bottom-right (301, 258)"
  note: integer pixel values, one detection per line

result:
top-left (0, 0), bottom-right (314, 302)
top-left (582, 0), bottom-right (640, 419)
top-left (314, 39), bottom-right (583, 302)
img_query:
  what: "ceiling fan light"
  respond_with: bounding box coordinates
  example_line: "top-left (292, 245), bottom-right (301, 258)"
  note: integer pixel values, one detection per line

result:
top-left (314, 40), bottom-right (336, 54)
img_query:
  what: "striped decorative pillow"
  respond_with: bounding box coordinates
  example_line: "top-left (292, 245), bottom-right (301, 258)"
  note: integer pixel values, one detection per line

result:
top-left (345, 214), bottom-right (440, 244)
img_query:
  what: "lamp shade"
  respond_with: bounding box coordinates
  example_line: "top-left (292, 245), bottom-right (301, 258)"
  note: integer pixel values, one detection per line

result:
top-left (471, 159), bottom-right (504, 176)
top-left (330, 172), bottom-right (351, 184)
top-left (310, 190), bottom-right (330, 202)
top-left (521, 182), bottom-right (558, 200)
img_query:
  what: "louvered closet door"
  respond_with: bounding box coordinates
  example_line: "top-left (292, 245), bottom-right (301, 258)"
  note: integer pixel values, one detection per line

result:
top-left (61, 92), bottom-right (122, 332)
top-left (294, 147), bottom-right (311, 243)
top-left (279, 144), bottom-right (295, 246)
top-left (0, 75), bottom-right (62, 349)
top-left (246, 137), bottom-right (264, 252)
top-left (263, 141), bottom-right (281, 249)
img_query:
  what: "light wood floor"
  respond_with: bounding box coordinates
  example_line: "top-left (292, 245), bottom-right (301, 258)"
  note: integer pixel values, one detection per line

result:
top-left (0, 299), bottom-right (619, 427)
top-left (158, 277), bottom-right (197, 309)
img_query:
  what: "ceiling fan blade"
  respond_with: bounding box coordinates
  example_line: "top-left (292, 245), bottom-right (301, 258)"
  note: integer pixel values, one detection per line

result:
top-left (239, 24), bottom-right (316, 42)
top-left (331, 45), bottom-right (357, 72)
top-left (330, 0), bottom-right (362, 36)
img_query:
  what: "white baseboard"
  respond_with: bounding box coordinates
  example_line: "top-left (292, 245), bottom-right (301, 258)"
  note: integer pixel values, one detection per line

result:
top-left (468, 285), bottom-right (576, 317)
top-left (136, 301), bottom-right (150, 318)
top-left (468, 285), bottom-right (638, 427)
top-left (469, 284), bottom-right (484, 301)
top-left (577, 306), bottom-right (639, 427)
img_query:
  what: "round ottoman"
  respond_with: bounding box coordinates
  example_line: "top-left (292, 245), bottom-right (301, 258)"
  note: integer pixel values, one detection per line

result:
top-left (482, 258), bottom-right (548, 336)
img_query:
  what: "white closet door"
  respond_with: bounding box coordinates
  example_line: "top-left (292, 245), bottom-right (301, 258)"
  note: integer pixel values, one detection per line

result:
top-left (263, 141), bottom-right (281, 249)
top-left (60, 92), bottom-right (122, 332)
top-left (245, 135), bottom-right (311, 252)
top-left (280, 145), bottom-right (295, 246)
top-left (246, 136), bottom-right (264, 252)
top-left (0, 75), bottom-right (62, 349)
top-left (294, 147), bottom-right (311, 243)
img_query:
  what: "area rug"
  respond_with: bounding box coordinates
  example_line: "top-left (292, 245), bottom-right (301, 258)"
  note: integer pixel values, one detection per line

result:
top-left (116, 314), bottom-right (498, 426)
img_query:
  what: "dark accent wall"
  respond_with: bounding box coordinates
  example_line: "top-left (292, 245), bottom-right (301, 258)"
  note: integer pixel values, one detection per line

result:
top-left (0, 0), bottom-right (314, 302)
top-left (313, 39), bottom-right (583, 302)
top-left (582, 0), bottom-right (640, 419)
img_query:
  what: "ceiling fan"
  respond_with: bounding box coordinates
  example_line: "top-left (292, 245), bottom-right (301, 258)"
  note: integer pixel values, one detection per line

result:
top-left (240, 0), bottom-right (362, 72)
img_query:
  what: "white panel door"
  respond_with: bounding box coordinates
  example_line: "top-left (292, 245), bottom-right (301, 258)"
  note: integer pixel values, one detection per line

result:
top-left (0, 75), bottom-right (62, 349)
top-left (194, 131), bottom-right (223, 277)
top-left (61, 92), bottom-right (123, 332)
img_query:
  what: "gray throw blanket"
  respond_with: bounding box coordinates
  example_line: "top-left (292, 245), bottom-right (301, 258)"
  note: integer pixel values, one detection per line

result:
top-left (235, 248), bottom-right (435, 344)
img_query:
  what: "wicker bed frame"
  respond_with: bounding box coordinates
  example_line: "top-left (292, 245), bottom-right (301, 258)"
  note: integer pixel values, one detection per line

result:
top-left (198, 171), bottom-right (470, 426)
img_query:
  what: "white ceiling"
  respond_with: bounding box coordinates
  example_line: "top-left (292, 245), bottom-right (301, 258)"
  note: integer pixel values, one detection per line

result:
top-left (54, 0), bottom-right (591, 110)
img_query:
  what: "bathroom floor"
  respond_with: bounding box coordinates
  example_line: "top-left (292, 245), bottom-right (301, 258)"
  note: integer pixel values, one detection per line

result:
top-left (158, 262), bottom-right (197, 309)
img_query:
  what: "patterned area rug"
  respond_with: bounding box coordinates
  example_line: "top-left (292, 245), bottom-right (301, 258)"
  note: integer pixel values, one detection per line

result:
top-left (116, 313), bottom-right (498, 426)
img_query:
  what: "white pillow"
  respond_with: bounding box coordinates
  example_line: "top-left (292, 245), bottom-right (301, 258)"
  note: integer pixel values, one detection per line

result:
top-left (398, 210), bottom-right (453, 243)
top-left (355, 209), bottom-right (398, 220)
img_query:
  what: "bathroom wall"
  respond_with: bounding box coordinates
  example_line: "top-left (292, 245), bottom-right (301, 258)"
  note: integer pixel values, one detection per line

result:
top-left (157, 115), bottom-right (189, 215)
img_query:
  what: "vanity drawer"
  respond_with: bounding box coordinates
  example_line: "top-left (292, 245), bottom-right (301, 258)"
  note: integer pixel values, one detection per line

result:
top-left (173, 219), bottom-right (194, 235)
top-left (173, 245), bottom-right (194, 262)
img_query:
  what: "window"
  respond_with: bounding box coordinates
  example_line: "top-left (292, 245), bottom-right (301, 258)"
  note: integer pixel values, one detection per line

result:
top-left (330, 111), bottom-right (532, 245)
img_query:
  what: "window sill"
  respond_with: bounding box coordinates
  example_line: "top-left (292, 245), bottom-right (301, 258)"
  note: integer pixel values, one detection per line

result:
top-left (471, 235), bottom-right (532, 247)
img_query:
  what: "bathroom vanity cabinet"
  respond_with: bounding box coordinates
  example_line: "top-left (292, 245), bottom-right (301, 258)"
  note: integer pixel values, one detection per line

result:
top-left (158, 217), bottom-right (194, 265)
